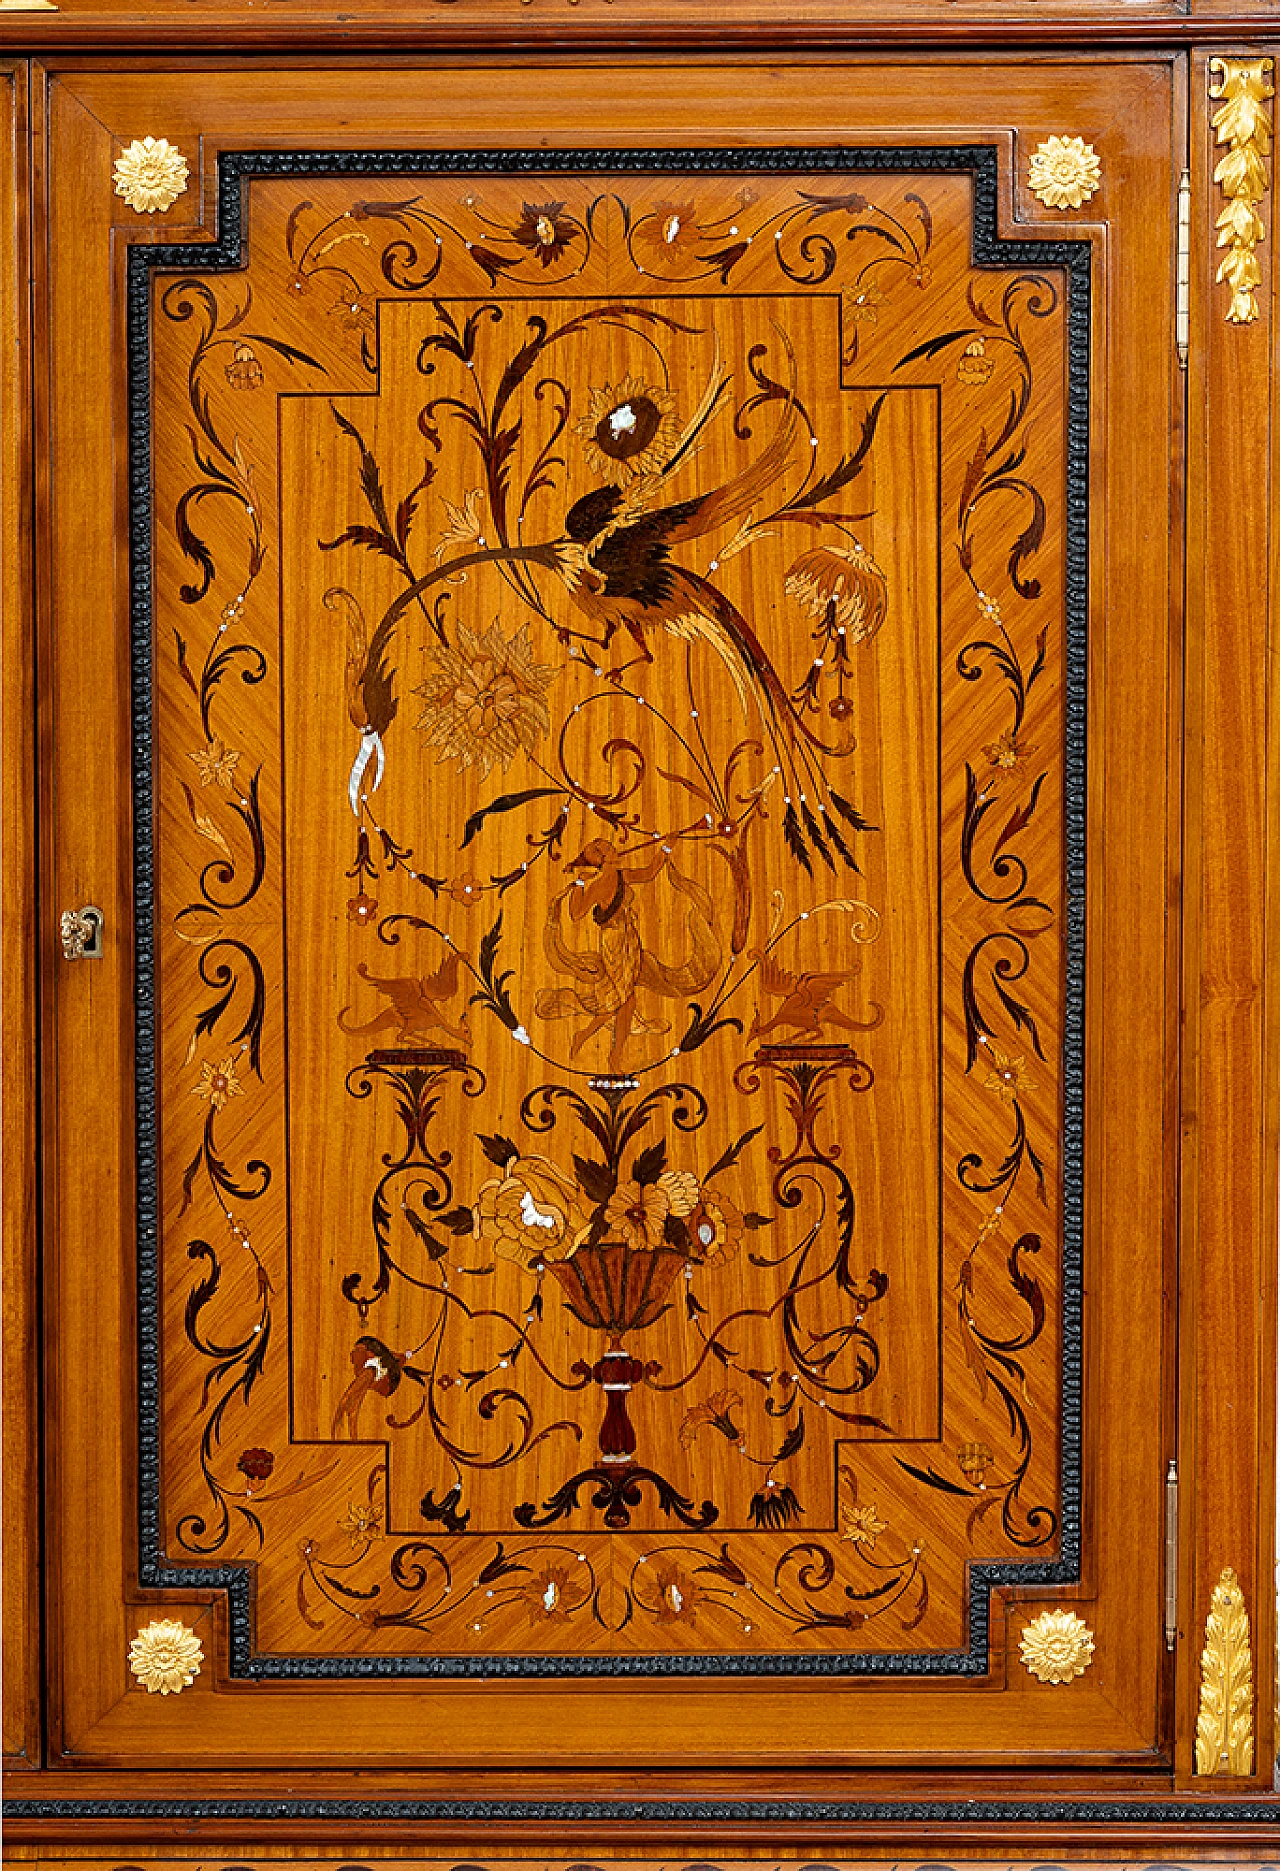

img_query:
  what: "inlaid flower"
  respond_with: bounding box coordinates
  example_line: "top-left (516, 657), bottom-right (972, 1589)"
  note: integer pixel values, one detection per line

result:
top-left (983, 726), bottom-right (1035, 770)
top-left (984, 1045), bottom-right (1031, 1106)
top-left (128, 1619), bottom-right (203, 1694)
top-left (1019, 1608), bottom-right (1095, 1683)
top-left (785, 541), bottom-right (888, 645)
top-left (657, 1168), bottom-right (701, 1217)
top-left (521, 1563), bottom-right (572, 1621)
top-left (679, 1388), bottom-right (745, 1448)
top-left (956, 337), bottom-right (995, 385)
top-left (1027, 136), bottom-right (1102, 211)
top-left (346, 890), bottom-right (378, 927)
top-left (575, 377), bottom-right (681, 483)
top-left (845, 282), bottom-right (886, 324)
top-left (237, 1446), bottom-right (275, 1483)
top-left (449, 874), bottom-right (485, 908)
top-left (340, 1499), bottom-right (384, 1548)
top-left (956, 1440), bottom-right (995, 1486)
top-left (511, 200), bottom-right (576, 267)
top-left (841, 1501), bottom-right (887, 1550)
top-left (113, 137), bottom-right (189, 215)
top-left (635, 200), bottom-right (703, 266)
top-left (225, 342), bottom-right (264, 391)
top-left (192, 1053), bottom-right (244, 1113)
top-left (473, 1154), bottom-right (584, 1266)
top-left (685, 1185), bottom-right (743, 1268)
top-left (434, 488), bottom-right (485, 566)
top-left (331, 1335), bottom-right (407, 1440)
top-left (748, 1481), bottom-right (803, 1531)
top-left (603, 1176), bottom-right (671, 1251)
top-left (329, 293), bottom-right (375, 336)
top-left (414, 621), bottom-right (557, 780)
top-left (187, 737), bottom-right (241, 790)
top-left (653, 1563), bottom-right (702, 1624)
top-left (350, 1335), bottom-right (402, 1396)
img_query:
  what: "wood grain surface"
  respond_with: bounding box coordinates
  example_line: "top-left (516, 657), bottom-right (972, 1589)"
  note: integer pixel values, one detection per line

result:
top-left (1, 6), bottom-right (1280, 56)
top-left (1, 53), bottom-right (41, 1775)
top-left (3, 29), bottom-right (1278, 1846)
top-left (19, 51), bottom-right (1194, 1783)
top-left (1178, 43), bottom-right (1280, 1788)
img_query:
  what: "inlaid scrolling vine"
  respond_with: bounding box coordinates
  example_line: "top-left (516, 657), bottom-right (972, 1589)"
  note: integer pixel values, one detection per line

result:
top-left (147, 162), bottom-right (1071, 1667)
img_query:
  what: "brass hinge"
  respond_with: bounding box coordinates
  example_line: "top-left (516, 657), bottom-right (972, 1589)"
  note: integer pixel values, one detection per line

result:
top-left (1176, 169), bottom-right (1191, 370)
top-left (1165, 1456), bottom-right (1179, 1650)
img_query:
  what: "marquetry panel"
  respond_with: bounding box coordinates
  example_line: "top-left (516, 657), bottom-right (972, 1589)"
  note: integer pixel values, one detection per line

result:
top-left (141, 153), bottom-right (1079, 1671)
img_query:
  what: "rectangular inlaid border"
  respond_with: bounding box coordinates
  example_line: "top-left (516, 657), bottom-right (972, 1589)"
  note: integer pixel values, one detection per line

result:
top-left (126, 142), bottom-right (1089, 1679)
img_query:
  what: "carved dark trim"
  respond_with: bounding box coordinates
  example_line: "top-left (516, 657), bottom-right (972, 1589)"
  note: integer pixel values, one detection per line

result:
top-left (7, 1796), bottom-right (1280, 1823)
top-left (129, 143), bottom-right (1089, 1679)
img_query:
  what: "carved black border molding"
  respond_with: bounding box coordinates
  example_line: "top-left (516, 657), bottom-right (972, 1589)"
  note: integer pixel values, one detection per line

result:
top-left (128, 143), bottom-right (1088, 1680)
top-left (8, 1796), bottom-right (1280, 1823)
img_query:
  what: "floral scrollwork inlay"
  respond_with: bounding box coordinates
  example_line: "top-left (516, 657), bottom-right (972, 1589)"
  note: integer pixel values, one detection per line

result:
top-left (1018, 1607), bottom-right (1095, 1683)
top-left (1209, 56), bottom-right (1275, 326)
top-left (114, 137), bottom-right (190, 216)
top-left (127, 1618), bottom-right (203, 1694)
top-left (1026, 136), bottom-right (1101, 212)
top-left (147, 162), bottom-right (1076, 1667)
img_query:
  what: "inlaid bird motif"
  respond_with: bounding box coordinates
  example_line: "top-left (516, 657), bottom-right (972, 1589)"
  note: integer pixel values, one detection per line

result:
top-left (746, 950), bottom-right (883, 1045)
top-left (362, 334), bottom-right (887, 873)
top-left (555, 388), bottom-right (803, 701)
top-left (551, 362), bottom-right (887, 874)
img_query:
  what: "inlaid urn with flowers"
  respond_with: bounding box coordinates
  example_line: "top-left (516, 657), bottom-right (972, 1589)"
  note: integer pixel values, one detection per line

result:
top-left (473, 1121), bottom-right (744, 1463)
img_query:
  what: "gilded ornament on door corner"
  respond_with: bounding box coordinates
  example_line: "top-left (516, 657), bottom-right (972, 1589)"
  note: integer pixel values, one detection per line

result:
top-left (1194, 1565), bottom-right (1254, 1773)
top-left (1019, 1608), bottom-right (1095, 1682)
top-left (1209, 56), bottom-right (1274, 325)
top-left (127, 1618), bottom-right (203, 1694)
top-left (113, 137), bottom-right (190, 215)
top-left (1027, 136), bottom-right (1101, 210)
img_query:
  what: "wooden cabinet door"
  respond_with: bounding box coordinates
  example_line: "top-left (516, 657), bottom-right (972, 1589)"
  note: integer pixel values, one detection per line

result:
top-left (34, 49), bottom-right (1204, 1791)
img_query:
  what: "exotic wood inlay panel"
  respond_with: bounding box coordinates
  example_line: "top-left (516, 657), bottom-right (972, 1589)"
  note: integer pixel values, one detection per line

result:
top-left (140, 153), bottom-right (1082, 1672)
